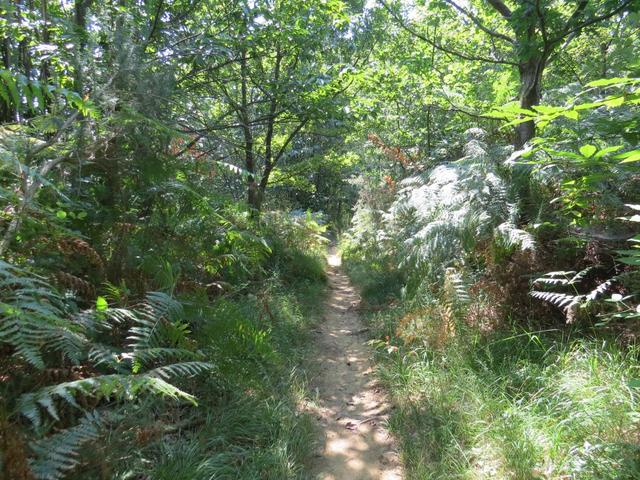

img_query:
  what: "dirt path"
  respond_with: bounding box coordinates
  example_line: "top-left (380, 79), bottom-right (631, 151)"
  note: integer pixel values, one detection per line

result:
top-left (307, 250), bottom-right (403, 480)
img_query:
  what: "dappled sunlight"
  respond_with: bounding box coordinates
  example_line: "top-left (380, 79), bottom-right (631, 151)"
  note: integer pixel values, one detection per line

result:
top-left (305, 253), bottom-right (403, 479)
top-left (327, 248), bottom-right (343, 268)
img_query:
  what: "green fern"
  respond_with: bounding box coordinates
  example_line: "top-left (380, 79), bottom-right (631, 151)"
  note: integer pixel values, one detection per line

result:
top-left (128, 292), bottom-right (183, 351)
top-left (444, 268), bottom-right (470, 306)
top-left (0, 261), bottom-right (213, 478)
top-left (0, 260), bottom-right (87, 369)
top-left (29, 411), bottom-right (105, 480)
top-left (18, 373), bottom-right (200, 428)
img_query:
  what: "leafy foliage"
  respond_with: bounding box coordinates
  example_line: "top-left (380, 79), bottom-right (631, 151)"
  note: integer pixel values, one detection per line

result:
top-left (1, 0), bottom-right (639, 478)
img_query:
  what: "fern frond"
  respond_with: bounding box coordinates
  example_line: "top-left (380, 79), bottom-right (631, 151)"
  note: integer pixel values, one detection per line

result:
top-left (88, 343), bottom-right (124, 370)
top-left (586, 279), bottom-right (614, 301)
top-left (530, 290), bottom-right (584, 310)
top-left (147, 361), bottom-right (213, 380)
top-left (444, 268), bottom-right (470, 306)
top-left (533, 277), bottom-right (569, 286)
top-left (496, 222), bottom-right (536, 251)
top-left (128, 292), bottom-right (182, 350)
top-left (132, 347), bottom-right (200, 367)
top-left (19, 372), bottom-right (199, 427)
top-left (541, 271), bottom-right (576, 277)
top-left (567, 267), bottom-right (593, 285)
top-left (532, 269), bottom-right (587, 287)
top-left (29, 411), bottom-right (104, 480)
top-left (0, 260), bottom-right (87, 369)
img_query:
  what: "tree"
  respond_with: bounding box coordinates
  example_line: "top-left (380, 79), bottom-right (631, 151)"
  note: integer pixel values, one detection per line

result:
top-left (382, 0), bottom-right (639, 146)
top-left (175, 0), bottom-right (353, 211)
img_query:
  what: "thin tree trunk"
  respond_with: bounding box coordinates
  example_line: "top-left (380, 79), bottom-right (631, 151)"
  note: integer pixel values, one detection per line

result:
top-left (73, 0), bottom-right (92, 193)
top-left (515, 56), bottom-right (546, 148)
top-left (239, 49), bottom-right (260, 210)
top-left (1, 9), bottom-right (12, 122)
top-left (39, 0), bottom-right (50, 84)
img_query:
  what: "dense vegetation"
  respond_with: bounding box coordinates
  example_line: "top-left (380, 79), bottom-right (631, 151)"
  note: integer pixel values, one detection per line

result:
top-left (0, 0), bottom-right (639, 479)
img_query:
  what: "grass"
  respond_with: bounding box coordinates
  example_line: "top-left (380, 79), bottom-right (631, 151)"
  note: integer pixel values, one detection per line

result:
top-left (343, 250), bottom-right (640, 480)
top-left (366, 304), bottom-right (640, 480)
top-left (104, 254), bottom-right (327, 480)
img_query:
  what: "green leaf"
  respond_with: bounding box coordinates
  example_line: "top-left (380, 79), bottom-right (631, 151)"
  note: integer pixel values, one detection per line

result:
top-left (0, 69), bottom-right (20, 108)
top-left (56, 210), bottom-right (67, 219)
top-left (96, 296), bottom-right (108, 311)
top-left (532, 105), bottom-right (562, 115)
top-left (619, 257), bottom-right (640, 266)
top-left (579, 145), bottom-right (597, 158)
top-left (603, 95), bottom-right (625, 108)
top-left (620, 153), bottom-right (640, 164)
top-left (594, 145), bottom-right (622, 158)
top-left (587, 77), bottom-right (638, 87)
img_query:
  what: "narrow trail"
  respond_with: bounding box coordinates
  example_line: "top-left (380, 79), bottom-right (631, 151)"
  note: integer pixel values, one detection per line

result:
top-left (307, 250), bottom-right (403, 480)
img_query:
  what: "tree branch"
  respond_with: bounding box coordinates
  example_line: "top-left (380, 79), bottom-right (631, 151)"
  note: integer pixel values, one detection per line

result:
top-left (443, 0), bottom-right (514, 43)
top-left (486, 0), bottom-right (512, 19)
top-left (379, 0), bottom-right (518, 66)
top-left (551, 0), bottom-right (633, 45)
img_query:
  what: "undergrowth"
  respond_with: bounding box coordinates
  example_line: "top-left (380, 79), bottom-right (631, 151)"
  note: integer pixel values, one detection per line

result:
top-left (356, 287), bottom-right (640, 480)
top-left (115, 274), bottom-right (327, 480)
top-left (0, 206), bottom-right (328, 479)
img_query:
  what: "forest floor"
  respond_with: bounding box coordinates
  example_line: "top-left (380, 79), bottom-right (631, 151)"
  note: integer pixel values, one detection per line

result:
top-left (305, 249), bottom-right (403, 480)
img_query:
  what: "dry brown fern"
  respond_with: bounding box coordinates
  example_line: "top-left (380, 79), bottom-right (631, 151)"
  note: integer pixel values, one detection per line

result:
top-left (0, 420), bottom-right (35, 480)
top-left (58, 238), bottom-right (104, 270)
top-left (53, 272), bottom-right (96, 298)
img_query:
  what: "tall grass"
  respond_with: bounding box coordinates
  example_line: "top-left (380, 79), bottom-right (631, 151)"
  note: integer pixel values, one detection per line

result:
top-left (365, 299), bottom-right (640, 479)
top-left (343, 242), bottom-right (640, 479)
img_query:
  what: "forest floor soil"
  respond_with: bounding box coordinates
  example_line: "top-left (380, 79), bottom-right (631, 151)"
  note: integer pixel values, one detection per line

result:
top-left (305, 249), bottom-right (403, 480)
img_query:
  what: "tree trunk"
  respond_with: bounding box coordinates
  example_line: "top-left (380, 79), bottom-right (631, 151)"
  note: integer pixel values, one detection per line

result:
top-left (248, 181), bottom-right (261, 211)
top-left (515, 56), bottom-right (545, 148)
top-left (39, 0), bottom-right (50, 84)
top-left (73, 0), bottom-right (92, 194)
top-left (1, 13), bottom-right (12, 123)
top-left (239, 48), bottom-right (261, 211)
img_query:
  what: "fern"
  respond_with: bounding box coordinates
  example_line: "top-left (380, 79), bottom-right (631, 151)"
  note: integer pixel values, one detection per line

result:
top-left (530, 291), bottom-right (584, 310)
top-left (531, 267), bottom-right (624, 322)
top-left (444, 268), bottom-right (470, 306)
top-left (18, 372), bottom-right (201, 427)
top-left (132, 346), bottom-right (200, 366)
top-left (378, 131), bottom-right (522, 282)
top-left (0, 260), bottom-right (87, 369)
top-left (533, 277), bottom-right (571, 286)
top-left (15, 290), bottom-right (213, 428)
top-left (586, 279), bottom-right (615, 301)
top-left (29, 411), bottom-right (105, 480)
top-left (533, 268), bottom-right (593, 287)
top-left (495, 222), bottom-right (536, 251)
top-left (148, 361), bottom-right (213, 380)
top-left (0, 261), bottom-right (213, 479)
top-left (567, 267), bottom-right (594, 285)
top-left (128, 292), bottom-right (183, 350)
